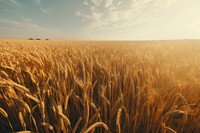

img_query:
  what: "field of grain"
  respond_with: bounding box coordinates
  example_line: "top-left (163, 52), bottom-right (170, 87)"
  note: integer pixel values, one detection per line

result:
top-left (0, 40), bottom-right (199, 133)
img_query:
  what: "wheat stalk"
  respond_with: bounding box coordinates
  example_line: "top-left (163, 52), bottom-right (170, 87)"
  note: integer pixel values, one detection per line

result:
top-left (16, 131), bottom-right (32, 133)
top-left (84, 122), bottom-right (109, 133)
top-left (116, 108), bottom-right (122, 133)
top-left (18, 111), bottom-right (26, 130)
top-left (25, 93), bottom-right (40, 103)
top-left (72, 117), bottom-right (82, 133)
top-left (0, 107), bottom-right (14, 132)
top-left (41, 122), bottom-right (54, 132)
top-left (57, 105), bottom-right (71, 126)
top-left (0, 107), bottom-right (8, 118)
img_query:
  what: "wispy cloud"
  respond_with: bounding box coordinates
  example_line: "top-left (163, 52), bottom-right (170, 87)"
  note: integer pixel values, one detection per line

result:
top-left (33, 0), bottom-right (41, 5)
top-left (31, 0), bottom-right (51, 13)
top-left (117, 1), bottom-right (122, 6)
top-left (105, 0), bottom-right (113, 8)
top-left (2, 0), bottom-right (22, 7)
top-left (0, 18), bottom-right (70, 39)
top-left (21, 17), bottom-right (32, 23)
top-left (3, 7), bottom-right (12, 12)
top-left (0, 18), bottom-right (45, 31)
top-left (153, 0), bottom-right (178, 8)
top-left (77, 0), bottom-right (179, 32)
top-left (40, 8), bottom-right (49, 13)
top-left (0, 18), bottom-right (48, 39)
top-left (9, 0), bottom-right (21, 6)
top-left (91, 0), bottom-right (104, 6)
top-left (83, 0), bottom-right (89, 6)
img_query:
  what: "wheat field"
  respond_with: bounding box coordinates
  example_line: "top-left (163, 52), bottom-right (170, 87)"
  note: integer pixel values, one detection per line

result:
top-left (0, 40), bottom-right (199, 133)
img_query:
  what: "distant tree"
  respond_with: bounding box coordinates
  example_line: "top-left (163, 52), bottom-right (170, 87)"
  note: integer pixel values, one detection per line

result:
top-left (45, 39), bottom-right (49, 40)
top-left (36, 38), bottom-right (41, 40)
top-left (29, 38), bottom-right (34, 40)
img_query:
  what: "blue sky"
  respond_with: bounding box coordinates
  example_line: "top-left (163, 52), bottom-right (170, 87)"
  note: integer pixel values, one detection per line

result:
top-left (0, 0), bottom-right (200, 40)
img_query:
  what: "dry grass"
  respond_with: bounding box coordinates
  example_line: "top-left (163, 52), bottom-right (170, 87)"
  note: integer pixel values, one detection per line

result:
top-left (0, 40), bottom-right (200, 133)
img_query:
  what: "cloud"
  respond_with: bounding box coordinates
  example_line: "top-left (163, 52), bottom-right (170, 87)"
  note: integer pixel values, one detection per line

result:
top-left (40, 8), bottom-right (49, 13)
top-left (153, 0), bottom-right (179, 8)
top-left (33, 0), bottom-right (41, 5)
top-left (31, 0), bottom-right (51, 14)
top-left (0, 18), bottom-right (49, 38)
top-left (77, 0), bottom-right (179, 32)
top-left (105, 0), bottom-right (114, 8)
top-left (3, 7), bottom-right (12, 12)
top-left (118, 1), bottom-right (122, 6)
top-left (0, 18), bottom-right (69, 39)
top-left (87, 0), bottom-right (114, 8)
top-left (21, 17), bottom-right (32, 23)
top-left (0, 18), bottom-right (45, 31)
top-left (9, 0), bottom-right (21, 6)
top-left (2, 0), bottom-right (22, 7)
top-left (83, 0), bottom-right (89, 6)
top-left (91, 0), bottom-right (104, 6)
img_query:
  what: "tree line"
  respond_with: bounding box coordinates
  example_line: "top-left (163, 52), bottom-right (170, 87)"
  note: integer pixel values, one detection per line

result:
top-left (28, 38), bottom-right (49, 40)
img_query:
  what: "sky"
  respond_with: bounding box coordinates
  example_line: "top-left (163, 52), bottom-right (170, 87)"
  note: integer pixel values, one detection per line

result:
top-left (0, 0), bottom-right (200, 40)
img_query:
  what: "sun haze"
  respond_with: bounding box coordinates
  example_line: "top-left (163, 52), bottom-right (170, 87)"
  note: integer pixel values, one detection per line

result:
top-left (0, 0), bottom-right (200, 40)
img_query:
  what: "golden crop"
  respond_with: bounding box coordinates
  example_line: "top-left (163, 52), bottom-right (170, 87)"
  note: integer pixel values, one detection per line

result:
top-left (0, 40), bottom-right (199, 133)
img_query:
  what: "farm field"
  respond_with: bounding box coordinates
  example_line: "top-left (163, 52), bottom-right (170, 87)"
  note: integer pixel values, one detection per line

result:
top-left (0, 40), bottom-right (200, 133)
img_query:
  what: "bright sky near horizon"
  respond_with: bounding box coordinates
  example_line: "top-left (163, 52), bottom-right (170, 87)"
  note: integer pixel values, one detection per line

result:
top-left (0, 0), bottom-right (200, 40)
